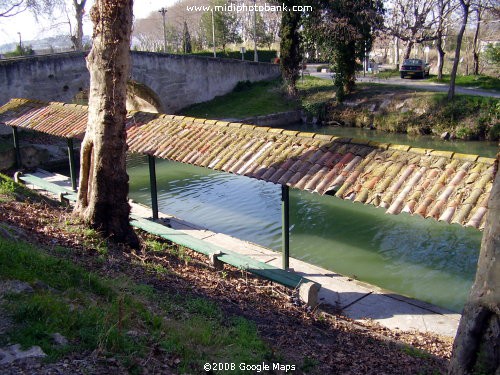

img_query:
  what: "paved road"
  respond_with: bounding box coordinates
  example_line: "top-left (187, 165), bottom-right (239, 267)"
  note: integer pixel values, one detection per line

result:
top-left (310, 72), bottom-right (500, 98)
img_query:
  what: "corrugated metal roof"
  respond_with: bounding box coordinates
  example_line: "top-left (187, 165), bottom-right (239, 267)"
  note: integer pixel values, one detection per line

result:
top-left (0, 98), bottom-right (496, 229)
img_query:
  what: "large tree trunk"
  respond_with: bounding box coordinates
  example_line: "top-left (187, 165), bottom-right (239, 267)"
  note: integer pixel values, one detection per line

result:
top-left (448, 0), bottom-right (469, 100)
top-left (75, 0), bottom-right (138, 248)
top-left (449, 155), bottom-right (500, 374)
top-left (279, 2), bottom-right (301, 97)
top-left (403, 40), bottom-right (413, 60)
top-left (472, 8), bottom-right (481, 76)
top-left (71, 0), bottom-right (86, 51)
top-left (436, 0), bottom-right (447, 80)
top-left (437, 37), bottom-right (446, 80)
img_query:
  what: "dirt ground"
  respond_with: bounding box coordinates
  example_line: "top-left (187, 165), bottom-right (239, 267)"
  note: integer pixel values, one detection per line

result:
top-left (0, 195), bottom-right (454, 374)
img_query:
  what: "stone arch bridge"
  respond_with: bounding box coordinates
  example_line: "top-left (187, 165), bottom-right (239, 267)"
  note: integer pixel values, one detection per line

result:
top-left (0, 51), bottom-right (280, 113)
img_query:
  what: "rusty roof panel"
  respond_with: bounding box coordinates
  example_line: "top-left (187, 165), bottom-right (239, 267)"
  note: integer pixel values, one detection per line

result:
top-left (0, 98), bottom-right (496, 230)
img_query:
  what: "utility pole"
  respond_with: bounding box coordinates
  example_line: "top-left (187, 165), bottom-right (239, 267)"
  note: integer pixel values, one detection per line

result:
top-left (17, 32), bottom-right (22, 48)
top-left (211, 8), bottom-right (216, 58)
top-left (253, 0), bottom-right (258, 62)
top-left (158, 7), bottom-right (167, 52)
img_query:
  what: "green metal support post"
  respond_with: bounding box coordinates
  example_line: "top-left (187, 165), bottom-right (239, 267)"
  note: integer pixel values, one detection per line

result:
top-left (67, 138), bottom-right (77, 191)
top-left (281, 184), bottom-right (290, 270)
top-left (12, 127), bottom-right (21, 168)
top-left (148, 155), bottom-right (159, 220)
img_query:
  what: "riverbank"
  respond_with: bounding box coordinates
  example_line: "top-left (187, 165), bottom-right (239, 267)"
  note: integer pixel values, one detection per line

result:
top-left (179, 77), bottom-right (499, 142)
top-left (324, 83), bottom-right (499, 141)
top-left (0, 172), bottom-right (452, 374)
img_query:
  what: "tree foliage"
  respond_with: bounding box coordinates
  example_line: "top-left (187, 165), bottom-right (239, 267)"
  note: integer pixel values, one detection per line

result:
top-left (484, 43), bottom-right (500, 66)
top-left (279, 0), bottom-right (302, 97)
top-left (0, 0), bottom-right (58, 17)
top-left (306, 0), bottom-right (384, 100)
top-left (200, 0), bottom-right (241, 52)
top-left (385, 0), bottom-right (438, 60)
top-left (4, 43), bottom-right (34, 56)
top-left (182, 20), bottom-right (192, 53)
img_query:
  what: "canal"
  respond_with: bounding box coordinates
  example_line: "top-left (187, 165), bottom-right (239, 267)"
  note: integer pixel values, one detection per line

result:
top-left (127, 127), bottom-right (498, 313)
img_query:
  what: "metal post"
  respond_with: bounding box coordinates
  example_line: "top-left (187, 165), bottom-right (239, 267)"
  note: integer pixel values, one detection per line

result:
top-left (148, 155), bottom-right (159, 220)
top-left (12, 127), bottom-right (21, 168)
top-left (159, 7), bottom-right (167, 52)
top-left (211, 8), bottom-right (216, 58)
top-left (253, 0), bottom-right (258, 62)
top-left (281, 184), bottom-right (290, 270)
top-left (67, 138), bottom-right (77, 191)
top-left (363, 40), bottom-right (367, 77)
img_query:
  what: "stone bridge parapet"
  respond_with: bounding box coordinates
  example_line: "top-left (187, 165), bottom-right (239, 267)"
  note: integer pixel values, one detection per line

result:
top-left (0, 51), bottom-right (280, 113)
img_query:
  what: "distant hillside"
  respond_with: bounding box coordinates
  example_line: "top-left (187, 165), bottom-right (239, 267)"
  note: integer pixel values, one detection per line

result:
top-left (0, 35), bottom-right (91, 54)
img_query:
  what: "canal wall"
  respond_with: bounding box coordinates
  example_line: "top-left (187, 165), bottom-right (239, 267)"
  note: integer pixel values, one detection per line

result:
top-left (240, 110), bottom-right (303, 127)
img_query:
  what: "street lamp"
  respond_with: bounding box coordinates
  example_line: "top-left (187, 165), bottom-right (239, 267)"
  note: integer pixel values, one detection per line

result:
top-left (253, 0), bottom-right (258, 62)
top-left (211, 8), bottom-right (216, 58)
top-left (158, 7), bottom-right (167, 52)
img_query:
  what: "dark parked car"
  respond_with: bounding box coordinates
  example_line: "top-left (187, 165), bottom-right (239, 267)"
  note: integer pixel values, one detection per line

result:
top-left (400, 59), bottom-right (430, 79)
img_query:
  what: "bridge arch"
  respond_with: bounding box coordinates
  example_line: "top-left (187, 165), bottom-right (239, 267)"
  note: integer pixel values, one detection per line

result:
top-left (126, 80), bottom-right (163, 113)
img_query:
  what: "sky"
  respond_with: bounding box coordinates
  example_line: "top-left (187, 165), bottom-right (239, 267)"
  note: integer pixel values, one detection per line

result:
top-left (0, 0), bottom-right (176, 45)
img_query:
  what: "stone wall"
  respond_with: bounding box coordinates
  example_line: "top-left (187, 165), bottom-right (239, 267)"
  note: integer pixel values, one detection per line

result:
top-left (0, 52), bottom-right (281, 113)
top-left (130, 52), bottom-right (280, 113)
top-left (240, 110), bottom-right (303, 127)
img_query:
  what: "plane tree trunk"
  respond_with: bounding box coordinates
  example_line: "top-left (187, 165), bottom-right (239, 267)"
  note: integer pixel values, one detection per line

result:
top-left (448, 0), bottom-right (470, 100)
top-left (74, 0), bottom-right (138, 248)
top-left (449, 156), bottom-right (499, 374)
top-left (403, 40), bottom-right (413, 59)
top-left (71, 0), bottom-right (86, 51)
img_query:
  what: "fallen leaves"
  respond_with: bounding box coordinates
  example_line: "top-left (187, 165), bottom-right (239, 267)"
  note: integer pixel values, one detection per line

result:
top-left (0, 197), bottom-right (453, 374)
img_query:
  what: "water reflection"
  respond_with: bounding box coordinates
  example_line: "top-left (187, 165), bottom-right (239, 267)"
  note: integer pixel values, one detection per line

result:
top-left (285, 125), bottom-right (498, 158)
top-left (128, 155), bottom-right (481, 312)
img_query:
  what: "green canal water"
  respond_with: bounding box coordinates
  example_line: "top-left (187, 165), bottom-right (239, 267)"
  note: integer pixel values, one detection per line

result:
top-left (127, 128), bottom-right (498, 313)
top-left (287, 125), bottom-right (499, 158)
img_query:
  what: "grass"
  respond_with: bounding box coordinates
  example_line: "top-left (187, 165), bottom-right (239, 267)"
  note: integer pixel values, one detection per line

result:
top-left (0, 139), bottom-right (13, 153)
top-left (0, 236), bottom-right (271, 372)
top-left (429, 74), bottom-right (500, 91)
top-left (325, 84), bottom-right (500, 140)
top-left (373, 69), bottom-right (400, 79)
top-left (179, 74), bottom-right (499, 141)
top-left (0, 172), bottom-right (39, 202)
top-left (179, 79), bottom-right (297, 119)
top-left (297, 75), bottom-right (335, 103)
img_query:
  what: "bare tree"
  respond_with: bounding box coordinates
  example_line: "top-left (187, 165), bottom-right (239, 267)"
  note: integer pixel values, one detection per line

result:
top-left (70, 0), bottom-right (86, 50)
top-left (386, 0), bottom-right (438, 60)
top-left (0, 0), bottom-right (59, 17)
top-left (433, 0), bottom-right (455, 79)
top-left (75, 0), bottom-right (139, 248)
top-left (470, 0), bottom-right (498, 75)
top-left (449, 156), bottom-right (499, 374)
top-left (447, 0), bottom-right (470, 100)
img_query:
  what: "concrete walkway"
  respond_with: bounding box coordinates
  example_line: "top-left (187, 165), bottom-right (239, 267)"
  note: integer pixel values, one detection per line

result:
top-left (26, 170), bottom-right (462, 338)
top-left (129, 200), bottom-right (461, 338)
